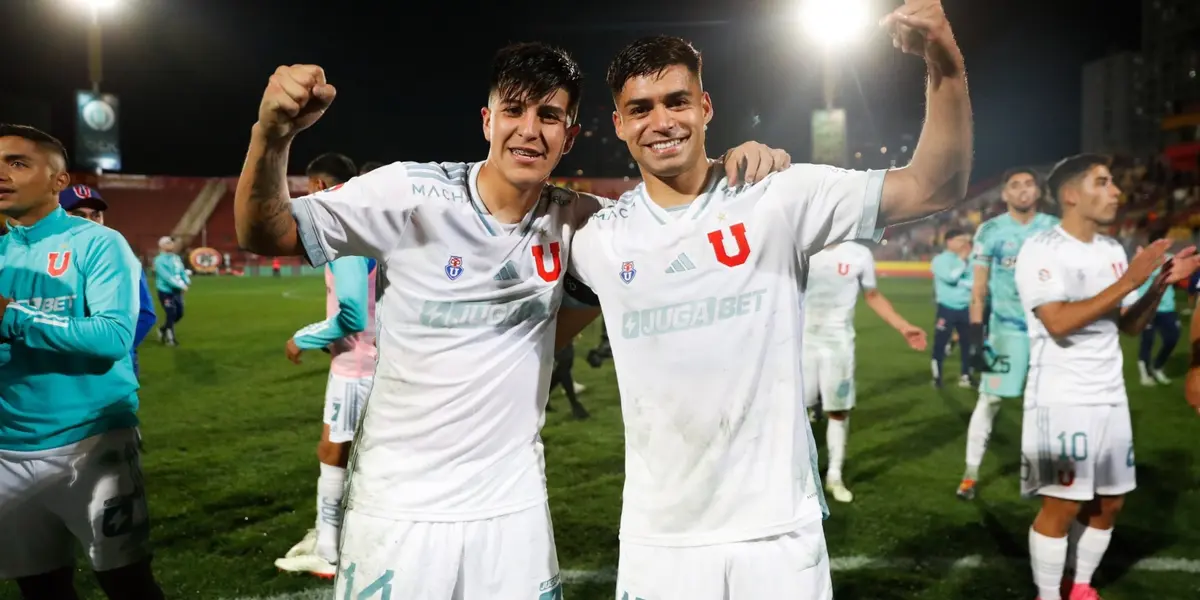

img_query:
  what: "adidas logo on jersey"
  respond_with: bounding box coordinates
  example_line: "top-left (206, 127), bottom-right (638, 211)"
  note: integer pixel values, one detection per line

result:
top-left (493, 261), bottom-right (520, 281)
top-left (664, 253), bottom-right (697, 274)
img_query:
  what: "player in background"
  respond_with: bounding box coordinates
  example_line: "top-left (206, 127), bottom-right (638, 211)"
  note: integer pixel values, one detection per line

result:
top-left (1135, 230), bottom-right (1181, 386)
top-left (232, 44), bottom-right (784, 599)
top-left (358, 161), bottom-right (383, 175)
top-left (546, 339), bottom-right (589, 419)
top-left (1014, 154), bottom-right (1200, 600)
top-left (803, 242), bottom-right (927, 503)
top-left (58, 185), bottom-right (158, 376)
top-left (275, 153), bottom-right (377, 578)
top-left (153, 236), bottom-right (190, 346)
top-left (931, 228), bottom-right (974, 388)
top-left (0, 124), bottom-right (164, 599)
top-left (559, 6), bottom-right (972, 595)
top-left (957, 167), bottom-right (1059, 500)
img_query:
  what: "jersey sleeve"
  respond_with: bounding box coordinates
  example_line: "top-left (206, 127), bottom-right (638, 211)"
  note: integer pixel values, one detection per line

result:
top-left (293, 258), bottom-right (370, 350)
top-left (1014, 240), bottom-right (1068, 312)
top-left (858, 246), bottom-right (878, 290)
top-left (766, 164), bottom-right (887, 255)
top-left (970, 225), bottom-right (993, 269)
top-left (290, 162), bottom-right (419, 266)
top-left (0, 230), bottom-right (139, 361)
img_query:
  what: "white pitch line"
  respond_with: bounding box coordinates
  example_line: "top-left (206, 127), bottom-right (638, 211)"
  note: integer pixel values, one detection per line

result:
top-left (224, 556), bottom-right (1200, 600)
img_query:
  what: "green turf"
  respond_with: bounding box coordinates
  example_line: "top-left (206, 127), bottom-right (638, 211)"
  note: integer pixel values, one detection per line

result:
top-left (2, 277), bottom-right (1197, 600)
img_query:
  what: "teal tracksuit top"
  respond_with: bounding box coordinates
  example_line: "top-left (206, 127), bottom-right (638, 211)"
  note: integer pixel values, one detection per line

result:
top-left (0, 207), bottom-right (141, 451)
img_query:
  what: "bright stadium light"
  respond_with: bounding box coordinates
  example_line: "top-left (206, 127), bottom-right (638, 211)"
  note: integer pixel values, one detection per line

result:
top-left (75, 0), bottom-right (119, 10)
top-left (797, 0), bottom-right (869, 48)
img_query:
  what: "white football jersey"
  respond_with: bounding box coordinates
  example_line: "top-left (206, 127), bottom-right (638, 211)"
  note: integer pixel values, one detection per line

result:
top-left (804, 241), bottom-right (877, 339)
top-left (569, 163), bottom-right (887, 547)
top-left (291, 161), bottom-right (603, 521)
top-left (1014, 226), bottom-right (1137, 409)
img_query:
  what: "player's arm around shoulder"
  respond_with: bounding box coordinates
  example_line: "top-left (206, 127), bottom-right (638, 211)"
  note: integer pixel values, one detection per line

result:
top-left (553, 191), bottom-right (607, 351)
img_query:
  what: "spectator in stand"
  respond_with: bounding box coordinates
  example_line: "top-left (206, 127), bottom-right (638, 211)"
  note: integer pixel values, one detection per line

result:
top-left (59, 185), bottom-right (157, 376)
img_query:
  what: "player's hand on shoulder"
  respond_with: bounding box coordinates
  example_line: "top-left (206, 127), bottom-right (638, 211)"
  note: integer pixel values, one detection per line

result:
top-left (1123, 239), bottom-right (1172, 288)
top-left (257, 64), bottom-right (337, 140)
top-left (881, 0), bottom-right (963, 76)
top-left (285, 337), bottom-right (303, 364)
top-left (721, 142), bottom-right (791, 187)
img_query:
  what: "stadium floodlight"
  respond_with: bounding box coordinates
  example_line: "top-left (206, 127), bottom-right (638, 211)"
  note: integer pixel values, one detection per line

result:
top-left (76, 0), bottom-right (119, 9)
top-left (797, 0), bottom-right (869, 48)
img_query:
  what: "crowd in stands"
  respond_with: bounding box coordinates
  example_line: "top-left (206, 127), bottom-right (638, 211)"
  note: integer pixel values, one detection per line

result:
top-left (877, 157), bottom-right (1200, 261)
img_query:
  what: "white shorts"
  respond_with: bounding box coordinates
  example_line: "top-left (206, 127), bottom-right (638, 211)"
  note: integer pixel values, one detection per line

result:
top-left (0, 428), bottom-right (152, 579)
top-left (325, 373), bottom-right (372, 444)
top-left (616, 518), bottom-right (831, 600)
top-left (336, 502), bottom-right (561, 600)
top-left (1020, 404), bottom-right (1137, 501)
top-left (802, 337), bottom-right (856, 412)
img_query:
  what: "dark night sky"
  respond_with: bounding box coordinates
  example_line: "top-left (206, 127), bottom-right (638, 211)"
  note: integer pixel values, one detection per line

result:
top-left (3, 0), bottom-right (1139, 180)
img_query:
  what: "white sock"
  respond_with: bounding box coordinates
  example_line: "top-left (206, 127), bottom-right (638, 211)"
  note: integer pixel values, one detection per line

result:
top-left (1073, 525), bottom-right (1113, 586)
top-left (1030, 528), bottom-right (1069, 600)
top-left (964, 393), bottom-right (1001, 480)
top-left (315, 463), bottom-right (346, 563)
top-left (826, 417), bottom-right (849, 483)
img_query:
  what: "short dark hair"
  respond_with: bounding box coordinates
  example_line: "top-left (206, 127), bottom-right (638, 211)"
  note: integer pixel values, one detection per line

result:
top-left (1047, 154), bottom-right (1110, 202)
top-left (490, 42), bottom-right (583, 124)
top-left (0, 123), bottom-right (68, 167)
top-left (944, 228), bottom-right (971, 241)
top-left (1001, 166), bottom-right (1039, 187)
top-left (359, 161), bottom-right (383, 175)
top-left (606, 35), bottom-right (703, 98)
top-left (306, 153), bottom-right (357, 186)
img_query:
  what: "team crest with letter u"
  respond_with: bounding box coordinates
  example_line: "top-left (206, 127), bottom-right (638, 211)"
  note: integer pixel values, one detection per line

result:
top-left (445, 255), bottom-right (464, 280)
top-left (47, 251), bottom-right (72, 277)
top-left (620, 261), bottom-right (636, 284)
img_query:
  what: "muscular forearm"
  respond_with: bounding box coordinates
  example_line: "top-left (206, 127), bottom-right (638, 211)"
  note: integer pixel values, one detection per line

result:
top-left (1119, 286), bottom-right (1162, 336)
top-left (969, 276), bottom-right (987, 324)
top-left (882, 63), bottom-right (973, 225)
top-left (234, 124), bottom-right (303, 256)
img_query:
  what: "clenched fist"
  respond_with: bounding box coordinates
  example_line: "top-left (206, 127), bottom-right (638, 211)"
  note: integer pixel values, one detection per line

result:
top-left (881, 0), bottom-right (963, 77)
top-left (257, 65), bottom-right (337, 140)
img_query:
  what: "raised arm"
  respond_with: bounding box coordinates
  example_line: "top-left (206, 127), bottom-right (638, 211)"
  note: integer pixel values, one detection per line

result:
top-left (235, 65), bottom-right (336, 256)
top-left (878, 0), bottom-right (973, 227)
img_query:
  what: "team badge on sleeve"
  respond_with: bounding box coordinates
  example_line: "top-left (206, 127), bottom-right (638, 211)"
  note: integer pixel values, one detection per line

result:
top-left (620, 261), bottom-right (636, 284)
top-left (445, 256), bottom-right (464, 280)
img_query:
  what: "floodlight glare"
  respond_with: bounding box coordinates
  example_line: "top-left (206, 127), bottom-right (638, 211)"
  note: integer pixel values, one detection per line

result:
top-left (798, 0), bottom-right (869, 48)
top-left (75, 0), bottom-right (119, 11)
